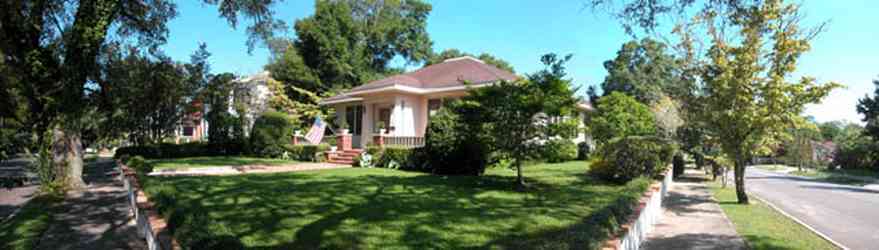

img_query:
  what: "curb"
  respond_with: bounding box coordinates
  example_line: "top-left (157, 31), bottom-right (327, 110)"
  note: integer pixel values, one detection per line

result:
top-left (748, 192), bottom-right (848, 250)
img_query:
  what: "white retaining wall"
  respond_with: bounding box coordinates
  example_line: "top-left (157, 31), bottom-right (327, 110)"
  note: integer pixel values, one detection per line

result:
top-left (120, 170), bottom-right (163, 250)
top-left (616, 170), bottom-right (673, 250)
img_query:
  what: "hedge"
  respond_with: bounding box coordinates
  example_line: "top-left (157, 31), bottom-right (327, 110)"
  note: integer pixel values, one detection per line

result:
top-left (249, 111), bottom-right (299, 158)
top-left (282, 144), bottom-right (330, 162)
top-left (114, 142), bottom-right (243, 159)
top-left (589, 136), bottom-right (676, 183)
top-left (541, 139), bottom-right (578, 163)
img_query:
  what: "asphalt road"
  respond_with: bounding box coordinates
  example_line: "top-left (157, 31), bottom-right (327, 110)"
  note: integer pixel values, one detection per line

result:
top-left (745, 168), bottom-right (879, 250)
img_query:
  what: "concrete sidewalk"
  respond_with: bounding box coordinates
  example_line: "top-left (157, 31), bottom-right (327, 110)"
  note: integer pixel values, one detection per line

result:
top-left (641, 169), bottom-right (747, 250)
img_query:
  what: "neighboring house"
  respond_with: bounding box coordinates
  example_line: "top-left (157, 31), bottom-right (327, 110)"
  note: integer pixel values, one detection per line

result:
top-left (173, 71), bottom-right (276, 143)
top-left (175, 100), bottom-right (208, 143)
top-left (319, 56), bottom-right (594, 149)
top-left (230, 71), bottom-right (274, 137)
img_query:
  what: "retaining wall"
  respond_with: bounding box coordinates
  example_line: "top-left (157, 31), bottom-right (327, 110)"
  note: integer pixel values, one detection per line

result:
top-left (118, 161), bottom-right (179, 250)
top-left (603, 169), bottom-right (673, 250)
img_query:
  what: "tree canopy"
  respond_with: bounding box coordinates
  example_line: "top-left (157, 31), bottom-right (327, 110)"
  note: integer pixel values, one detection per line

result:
top-left (0, 0), bottom-right (285, 188)
top-left (590, 92), bottom-right (657, 144)
top-left (269, 0), bottom-right (433, 92)
top-left (600, 38), bottom-right (688, 104)
top-left (462, 54), bottom-right (578, 187)
top-left (857, 78), bottom-right (879, 140)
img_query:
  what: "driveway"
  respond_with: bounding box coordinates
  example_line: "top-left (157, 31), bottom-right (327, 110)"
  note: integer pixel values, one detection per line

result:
top-left (746, 167), bottom-right (879, 250)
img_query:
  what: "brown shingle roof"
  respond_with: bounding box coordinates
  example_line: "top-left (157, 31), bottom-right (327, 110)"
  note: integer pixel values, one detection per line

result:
top-left (348, 56), bottom-right (517, 92)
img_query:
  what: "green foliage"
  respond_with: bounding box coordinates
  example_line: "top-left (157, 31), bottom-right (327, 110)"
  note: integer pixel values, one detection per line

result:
top-left (541, 139), bottom-right (578, 163)
top-left (591, 136), bottom-right (676, 183)
top-left (601, 38), bottom-right (690, 103)
top-left (282, 144), bottom-right (331, 162)
top-left (831, 124), bottom-right (877, 171)
top-left (673, 153), bottom-right (685, 177)
top-left (114, 142), bottom-right (243, 159)
top-left (249, 112), bottom-right (299, 157)
top-left (463, 54), bottom-right (579, 185)
top-left (577, 142), bottom-right (592, 160)
top-left (426, 48), bottom-right (516, 73)
top-left (857, 79), bottom-right (879, 140)
top-left (125, 156), bottom-right (154, 176)
top-left (817, 121), bottom-right (845, 142)
top-left (421, 107), bottom-right (490, 175)
top-left (375, 147), bottom-right (419, 170)
top-left (268, 0), bottom-right (433, 93)
top-left (203, 73), bottom-right (243, 146)
top-left (590, 92), bottom-right (657, 144)
top-left (174, 213), bottom-right (244, 250)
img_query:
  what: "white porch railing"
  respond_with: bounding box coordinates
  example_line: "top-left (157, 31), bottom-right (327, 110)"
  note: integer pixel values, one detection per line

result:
top-left (383, 136), bottom-right (425, 148)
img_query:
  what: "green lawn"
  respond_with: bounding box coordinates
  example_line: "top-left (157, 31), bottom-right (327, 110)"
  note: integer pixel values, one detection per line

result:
top-left (0, 196), bottom-right (58, 250)
top-left (148, 156), bottom-right (299, 170)
top-left (144, 161), bottom-right (651, 249)
top-left (709, 183), bottom-right (838, 250)
top-left (778, 166), bottom-right (879, 186)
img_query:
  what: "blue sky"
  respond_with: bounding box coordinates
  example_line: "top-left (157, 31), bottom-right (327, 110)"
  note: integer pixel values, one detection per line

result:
top-left (162, 0), bottom-right (879, 124)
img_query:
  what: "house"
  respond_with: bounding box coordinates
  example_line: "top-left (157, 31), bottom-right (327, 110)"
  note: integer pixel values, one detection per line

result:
top-left (173, 71), bottom-right (276, 143)
top-left (175, 100), bottom-right (208, 143)
top-left (319, 56), bottom-right (594, 149)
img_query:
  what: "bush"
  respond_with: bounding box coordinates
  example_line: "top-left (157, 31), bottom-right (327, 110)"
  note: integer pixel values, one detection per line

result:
top-left (375, 147), bottom-right (419, 170)
top-left (125, 156), bottom-right (153, 175)
top-left (673, 153), bottom-right (685, 177)
top-left (694, 152), bottom-right (705, 169)
top-left (590, 136), bottom-right (676, 183)
top-left (114, 142), bottom-right (243, 159)
top-left (282, 144), bottom-right (330, 162)
top-left (420, 108), bottom-right (490, 175)
top-left (577, 142), bottom-right (591, 160)
top-left (832, 136), bottom-right (877, 170)
top-left (249, 111), bottom-right (299, 157)
top-left (541, 139), bottom-right (578, 163)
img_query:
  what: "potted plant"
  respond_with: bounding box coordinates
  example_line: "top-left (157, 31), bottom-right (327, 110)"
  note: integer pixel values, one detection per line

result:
top-left (338, 120), bottom-right (350, 135)
top-left (376, 121), bottom-right (387, 135)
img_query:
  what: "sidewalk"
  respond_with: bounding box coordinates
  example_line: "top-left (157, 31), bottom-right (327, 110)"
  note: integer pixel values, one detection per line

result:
top-left (641, 169), bottom-right (747, 250)
top-left (35, 158), bottom-right (146, 250)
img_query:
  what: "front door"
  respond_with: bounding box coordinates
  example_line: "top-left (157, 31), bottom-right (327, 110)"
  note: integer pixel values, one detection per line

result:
top-left (345, 105), bottom-right (364, 148)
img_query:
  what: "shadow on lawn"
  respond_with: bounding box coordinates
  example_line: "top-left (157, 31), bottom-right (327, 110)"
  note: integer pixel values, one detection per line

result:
top-left (151, 166), bottom-right (643, 249)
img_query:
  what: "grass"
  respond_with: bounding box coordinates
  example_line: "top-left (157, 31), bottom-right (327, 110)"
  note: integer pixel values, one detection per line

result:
top-left (144, 161), bottom-right (651, 249)
top-left (147, 156), bottom-right (299, 170)
top-left (0, 195), bottom-right (59, 250)
top-left (709, 182), bottom-right (838, 250)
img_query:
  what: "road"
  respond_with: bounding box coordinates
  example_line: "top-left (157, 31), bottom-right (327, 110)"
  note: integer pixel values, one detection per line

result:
top-left (746, 168), bottom-right (879, 250)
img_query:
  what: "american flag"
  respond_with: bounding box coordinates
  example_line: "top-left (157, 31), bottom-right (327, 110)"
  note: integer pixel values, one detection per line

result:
top-left (305, 116), bottom-right (326, 144)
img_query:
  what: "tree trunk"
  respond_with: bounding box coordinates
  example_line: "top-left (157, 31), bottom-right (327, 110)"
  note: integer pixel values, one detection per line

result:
top-left (515, 158), bottom-right (526, 188)
top-left (734, 157), bottom-right (749, 204)
top-left (53, 128), bottom-right (86, 189)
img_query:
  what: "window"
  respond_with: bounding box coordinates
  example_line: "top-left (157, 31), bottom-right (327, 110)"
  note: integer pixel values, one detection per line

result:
top-left (183, 126), bottom-right (194, 137)
top-left (428, 99), bottom-right (442, 116)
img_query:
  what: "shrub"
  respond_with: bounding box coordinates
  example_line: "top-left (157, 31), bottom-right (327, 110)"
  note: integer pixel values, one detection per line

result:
top-left (114, 142), bottom-right (243, 159)
top-left (694, 152), bottom-right (705, 169)
top-left (421, 108), bottom-right (490, 175)
top-left (249, 111), bottom-right (299, 157)
top-left (577, 142), bottom-right (591, 160)
top-left (125, 156), bottom-right (153, 175)
top-left (591, 136), bottom-right (676, 183)
top-left (673, 153), bottom-right (685, 177)
top-left (376, 147), bottom-right (418, 170)
top-left (541, 139), bottom-right (578, 163)
top-left (282, 144), bottom-right (330, 162)
top-left (832, 136), bottom-right (877, 170)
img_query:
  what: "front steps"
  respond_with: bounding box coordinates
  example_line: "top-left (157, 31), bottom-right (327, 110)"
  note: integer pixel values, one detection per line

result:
top-left (326, 149), bottom-right (363, 165)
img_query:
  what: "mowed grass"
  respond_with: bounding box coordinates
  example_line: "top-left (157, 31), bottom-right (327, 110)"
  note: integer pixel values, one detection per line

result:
top-left (709, 183), bottom-right (838, 250)
top-left (148, 156), bottom-right (298, 170)
top-left (145, 161), bottom-right (650, 249)
top-left (789, 168), bottom-right (878, 186)
top-left (0, 195), bottom-right (59, 250)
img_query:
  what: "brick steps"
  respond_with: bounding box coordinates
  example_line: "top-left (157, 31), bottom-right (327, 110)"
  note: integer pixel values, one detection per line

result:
top-left (326, 149), bottom-right (363, 165)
